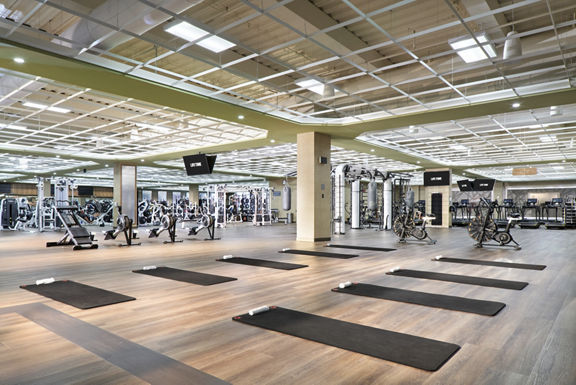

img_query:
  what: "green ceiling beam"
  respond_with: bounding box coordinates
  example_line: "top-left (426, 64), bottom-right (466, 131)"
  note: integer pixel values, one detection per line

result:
top-left (3, 41), bottom-right (576, 146)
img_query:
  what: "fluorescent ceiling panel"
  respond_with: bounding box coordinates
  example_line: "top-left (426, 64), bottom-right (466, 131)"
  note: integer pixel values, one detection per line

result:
top-left (164, 21), bottom-right (235, 53)
top-left (296, 78), bottom-right (325, 95)
top-left (449, 33), bottom-right (497, 63)
top-left (22, 101), bottom-right (70, 113)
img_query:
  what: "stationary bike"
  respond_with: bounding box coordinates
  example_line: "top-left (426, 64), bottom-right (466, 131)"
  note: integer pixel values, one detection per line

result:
top-left (393, 208), bottom-right (437, 245)
top-left (468, 197), bottom-right (521, 250)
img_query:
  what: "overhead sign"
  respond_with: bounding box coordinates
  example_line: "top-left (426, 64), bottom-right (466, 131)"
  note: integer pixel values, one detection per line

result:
top-left (183, 154), bottom-right (217, 176)
top-left (423, 171), bottom-right (450, 186)
top-left (457, 179), bottom-right (473, 191)
top-left (473, 179), bottom-right (495, 191)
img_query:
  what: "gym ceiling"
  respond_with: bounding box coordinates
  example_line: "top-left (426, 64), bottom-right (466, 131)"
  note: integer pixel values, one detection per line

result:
top-left (0, 0), bottom-right (575, 189)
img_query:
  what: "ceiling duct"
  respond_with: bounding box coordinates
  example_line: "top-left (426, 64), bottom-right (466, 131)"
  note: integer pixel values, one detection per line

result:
top-left (56, 0), bottom-right (204, 51)
top-left (503, 31), bottom-right (522, 60)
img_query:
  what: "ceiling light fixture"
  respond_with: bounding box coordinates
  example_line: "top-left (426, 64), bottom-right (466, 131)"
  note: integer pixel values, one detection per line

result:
top-left (295, 78), bottom-right (325, 95)
top-left (23, 102), bottom-right (70, 113)
top-left (238, 115), bottom-right (244, 120)
top-left (512, 102), bottom-right (521, 108)
top-left (164, 20), bottom-right (235, 53)
top-left (450, 144), bottom-right (467, 151)
top-left (270, 139), bottom-right (276, 143)
top-left (449, 33), bottom-right (496, 63)
top-left (370, 149), bottom-right (375, 152)
top-left (0, 123), bottom-right (27, 130)
top-left (539, 135), bottom-right (557, 143)
top-left (13, 57), bottom-right (24, 64)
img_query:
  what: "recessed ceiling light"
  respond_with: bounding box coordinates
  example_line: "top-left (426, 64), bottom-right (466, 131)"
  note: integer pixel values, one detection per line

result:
top-left (450, 144), bottom-right (467, 151)
top-left (512, 102), bottom-right (521, 108)
top-left (449, 33), bottom-right (496, 63)
top-left (270, 139), bottom-right (276, 143)
top-left (238, 115), bottom-right (244, 120)
top-left (562, 159), bottom-right (566, 163)
top-left (553, 166), bottom-right (564, 170)
top-left (0, 124), bottom-right (27, 130)
top-left (105, 164), bottom-right (109, 167)
top-left (13, 57), bottom-right (25, 64)
top-left (23, 101), bottom-right (70, 113)
top-left (295, 78), bottom-right (325, 95)
top-left (141, 159), bottom-right (145, 162)
top-left (370, 149), bottom-right (375, 152)
top-left (416, 160), bottom-right (421, 164)
top-left (56, 155), bottom-right (60, 158)
top-left (539, 135), bottom-right (556, 143)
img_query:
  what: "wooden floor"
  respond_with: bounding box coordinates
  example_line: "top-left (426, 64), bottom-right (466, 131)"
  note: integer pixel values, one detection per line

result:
top-left (0, 224), bottom-right (575, 385)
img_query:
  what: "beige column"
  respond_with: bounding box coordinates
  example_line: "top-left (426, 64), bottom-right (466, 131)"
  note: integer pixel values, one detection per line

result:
top-left (113, 164), bottom-right (137, 224)
top-left (296, 132), bottom-right (331, 242)
top-left (424, 168), bottom-right (452, 228)
top-left (188, 184), bottom-right (199, 204)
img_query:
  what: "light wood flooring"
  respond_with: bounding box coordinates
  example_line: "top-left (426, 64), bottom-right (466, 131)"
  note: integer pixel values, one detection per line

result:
top-left (0, 224), bottom-right (575, 385)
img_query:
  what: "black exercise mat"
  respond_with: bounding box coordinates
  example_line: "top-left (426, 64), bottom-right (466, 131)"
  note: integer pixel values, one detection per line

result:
top-left (279, 248), bottom-right (358, 259)
top-left (20, 280), bottom-right (135, 309)
top-left (233, 306), bottom-right (459, 371)
top-left (434, 257), bottom-right (546, 271)
top-left (333, 283), bottom-right (505, 316)
top-left (325, 244), bottom-right (396, 252)
top-left (387, 269), bottom-right (528, 290)
top-left (216, 257), bottom-right (307, 270)
top-left (133, 267), bottom-right (237, 285)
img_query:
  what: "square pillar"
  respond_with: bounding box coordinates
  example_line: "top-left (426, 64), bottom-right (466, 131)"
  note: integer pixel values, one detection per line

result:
top-left (113, 164), bottom-right (137, 224)
top-left (189, 184), bottom-right (199, 205)
top-left (424, 168), bottom-right (452, 228)
top-left (296, 132), bottom-right (331, 242)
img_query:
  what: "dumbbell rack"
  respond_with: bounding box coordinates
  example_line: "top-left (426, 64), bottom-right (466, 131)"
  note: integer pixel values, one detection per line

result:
top-left (564, 199), bottom-right (576, 228)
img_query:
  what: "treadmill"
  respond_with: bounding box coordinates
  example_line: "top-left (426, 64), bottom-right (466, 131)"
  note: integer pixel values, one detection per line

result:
top-left (544, 198), bottom-right (565, 229)
top-left (519, 198), bottom-right (541, 229)
top-left (452, 199), bottom-right (471, 226)
top-left (496, 199), bottom-right (518, 228)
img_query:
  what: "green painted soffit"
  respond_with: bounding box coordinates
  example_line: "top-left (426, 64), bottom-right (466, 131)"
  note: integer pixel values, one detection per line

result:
top-left (3, 41), bottom-right (576, 145)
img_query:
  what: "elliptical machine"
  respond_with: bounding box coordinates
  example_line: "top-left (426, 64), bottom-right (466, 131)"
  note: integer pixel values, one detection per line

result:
top-left (103, 205), bottom-right (140, 246)
top-left (149, 206), bottom-right (181, 244)
top-left (468, 197), bottom-right (521, 250)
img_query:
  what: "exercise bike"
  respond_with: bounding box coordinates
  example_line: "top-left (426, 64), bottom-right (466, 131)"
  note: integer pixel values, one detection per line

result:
top-left (393, 209), bottom-right (437, 245)
top-left (103, 205), bottom-right (140, 246)
top-left (468, 197), bottom-right (521, 250)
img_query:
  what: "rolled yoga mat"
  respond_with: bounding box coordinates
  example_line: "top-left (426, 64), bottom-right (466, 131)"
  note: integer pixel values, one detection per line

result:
top-left (325, 244), bottom-right (396, 252)
top-left (386, 269), bottom-right (528, 290)
top-left (279, 248), bottom-right (358, 259)
top-left (133, 266), bottom-right (237, 285)
top-left (433, 257), bottom-right (545, 270)
top-left (333, 283), bottom-right (505, 316)
top-left (20, 280), bottom-right (135, 309)
top-left (233, 306), bottom-right (460, 371)
top-left (216, 257), bottom-right (307, 270)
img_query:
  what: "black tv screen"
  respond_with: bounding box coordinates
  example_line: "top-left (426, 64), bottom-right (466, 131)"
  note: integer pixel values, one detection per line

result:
top-left (77, 186), bottom-right (94, 196)
top-left (457, 179), bottom-right (473, 191)
top-left (423, 171), bottom-right (450, 186)
top-left (0, 183), bottom-right (10, 194)
top-left (183, 154), bottom-right (216, 176)
top-left (473, 179), bottom-right (495, 191)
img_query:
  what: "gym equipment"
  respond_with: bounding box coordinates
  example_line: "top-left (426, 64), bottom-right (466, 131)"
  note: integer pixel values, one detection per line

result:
top-left (325, 244), bottom-right (396, 252)
top-left (133, 266), bottom-right (237, 285)
top-left (332, 282), bottom-right (505, 316)
top-left (46, 206), bottom-right (98, 250)
top-left (103, 205), bottom-right (140, 246)
top-left (468, 197), bottom-right (521, 250)
top-left (0, 197), bottom-right (18, 229)
top-left (253, 187), bottom-right (273, 226)
top-left (386, 268), bottom-right (528, 290)
top-left (20, 280), bottom-right (135, 309)
top-left (186, 213), bottom-right (218, 240)
top-left (451, 199), bottom-right (471, 227)
top-left (149, 206), bottom-right (181, 244)
top-left (232, 306), bottom-right (460, 371)
top-left (216, 256), bottom-right (308, 270)
top-left (393, 211), bottom-right (437, 245)
top-left (432, 256), bottom-right (545, 270)
top-left (519, 198), bottom-right (541, 229)
top-left (279, 248), bottom-right (358, 259)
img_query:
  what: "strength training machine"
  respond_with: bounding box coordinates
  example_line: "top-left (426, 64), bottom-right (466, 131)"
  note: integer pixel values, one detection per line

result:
top-left (46, 206), bottom-right (98, 250)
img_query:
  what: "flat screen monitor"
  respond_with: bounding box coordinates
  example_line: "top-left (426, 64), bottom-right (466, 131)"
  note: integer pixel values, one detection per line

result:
top-left (424, 171), bottom-right (450, 186)
top-left (552, 198), bottom-right (563, 204)
top-left (503, 199), bottom-right (514, 207)
top-left (473, 179), bottom-right (495, 191)
top-left (457, 179), bottom-right (473, 191)
top-left (183, 154), bottom-right (217, 176)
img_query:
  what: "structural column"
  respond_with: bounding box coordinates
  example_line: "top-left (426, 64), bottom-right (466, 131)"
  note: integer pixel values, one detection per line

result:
top-left (424, 168), bottom-right (452, 228)
top-left (188, 184), bottom-right (199, 204)
top-left (113, 164), bottom-right (137, 224)
top-left (296, 132), bottom-right (331, 242)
